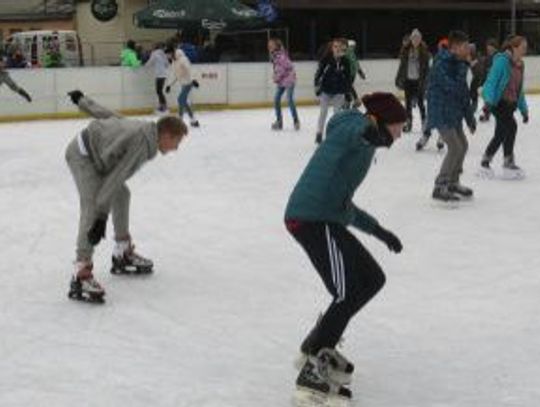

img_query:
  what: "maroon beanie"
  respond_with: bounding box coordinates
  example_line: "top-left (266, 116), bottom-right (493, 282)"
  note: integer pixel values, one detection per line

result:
top-left (362, 92), bottom-right (407, 124)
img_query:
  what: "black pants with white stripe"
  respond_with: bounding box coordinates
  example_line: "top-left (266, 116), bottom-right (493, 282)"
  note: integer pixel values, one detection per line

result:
top-left (286, 220), bottom-right (386, 354)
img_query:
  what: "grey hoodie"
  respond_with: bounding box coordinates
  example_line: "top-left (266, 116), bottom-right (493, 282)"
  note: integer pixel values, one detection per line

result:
top-left (76, 96), bottom-right (159, 215)
top-left (0, 68), bottom-right (24, 93)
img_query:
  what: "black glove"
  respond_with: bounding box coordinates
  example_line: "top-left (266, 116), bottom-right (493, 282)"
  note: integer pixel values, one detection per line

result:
top-left (68, 90), bottom-right (84, 106)
top-left (87, 216), bottom-right (107, 246)
top-left (18, 89), bottom-right (32, 102)
top-left (523, 113), bottom-right (529, 124)
top-left (192, 79), bottom-right (200, 88)
top-left (165, 85), bottom-right (171, 94)
top-left (373, 225), bottom-right (403, 253)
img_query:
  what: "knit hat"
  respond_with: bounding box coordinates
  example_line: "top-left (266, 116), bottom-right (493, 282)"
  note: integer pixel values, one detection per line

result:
top-left (411, 29), bottom-right (422, 40)
top-left (362, 92), bottom-right (407, 124)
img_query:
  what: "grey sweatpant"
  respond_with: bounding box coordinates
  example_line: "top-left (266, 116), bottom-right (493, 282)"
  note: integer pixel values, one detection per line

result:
top-left (65, 139), bottom-right (130, 261)
top-left (435, 127), bottom-right (469, 186)
top-left (317, 93), bottom-right (345, 134)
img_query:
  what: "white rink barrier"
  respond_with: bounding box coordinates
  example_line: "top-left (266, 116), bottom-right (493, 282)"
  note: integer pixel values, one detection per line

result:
top-left (2, 57), bottom-right (540, 121)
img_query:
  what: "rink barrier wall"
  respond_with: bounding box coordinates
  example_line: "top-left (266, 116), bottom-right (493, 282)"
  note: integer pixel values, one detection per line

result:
top-left (2, 57), bottom-right (540, 122)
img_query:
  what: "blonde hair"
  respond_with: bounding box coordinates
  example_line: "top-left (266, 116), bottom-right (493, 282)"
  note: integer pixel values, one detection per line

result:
top-left (502, 35), bottom-right (527, 52)
top-left (268, 38), bottom-right (283, 50)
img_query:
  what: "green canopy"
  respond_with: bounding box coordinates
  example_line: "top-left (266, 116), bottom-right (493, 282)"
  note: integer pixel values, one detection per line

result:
top-left (133, 0), bottom-right (266, 31)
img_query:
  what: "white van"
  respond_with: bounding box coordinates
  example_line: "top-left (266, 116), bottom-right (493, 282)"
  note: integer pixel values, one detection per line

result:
top-left (8, 30), bottom-right (83, 67)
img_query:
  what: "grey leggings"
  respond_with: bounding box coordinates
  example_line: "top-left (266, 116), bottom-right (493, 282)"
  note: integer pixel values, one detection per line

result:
top-left (435, 127), bottom-right (469, 186)
top-left (317, 93), bottom-right (345, 134)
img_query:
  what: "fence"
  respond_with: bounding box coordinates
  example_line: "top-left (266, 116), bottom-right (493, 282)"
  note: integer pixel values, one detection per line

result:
top-left (2, 57), bottom-right (540, 121)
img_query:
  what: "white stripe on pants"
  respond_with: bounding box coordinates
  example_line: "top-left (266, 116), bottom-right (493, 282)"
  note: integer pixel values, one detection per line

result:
top-left (325, 225), bottom-right (346, 303)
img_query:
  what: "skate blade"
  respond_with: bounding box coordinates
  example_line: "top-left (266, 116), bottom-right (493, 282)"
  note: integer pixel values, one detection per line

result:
top-left (501, 169), bottom-right (526, 181)
top-left (293, 388), bottom-right (350, 407)
top-left (431, 199), bottom-right (460, 210)
top-left (68, 291), bottom-right (105, 304)
top-left (111, 266), bottom-right (154, 276)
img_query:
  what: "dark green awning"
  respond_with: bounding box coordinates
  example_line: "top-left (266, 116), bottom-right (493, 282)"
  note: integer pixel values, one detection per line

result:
top-left (133, 0), bottom-right (266, 31)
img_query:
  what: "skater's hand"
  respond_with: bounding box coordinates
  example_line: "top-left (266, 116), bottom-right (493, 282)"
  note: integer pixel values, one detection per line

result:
top-left (88, 216), bottom-right (107, 246)
top-left (165, 86), bottom-right (171, 94)
top-left (192, 79), bottom-right (200, 88)
top-left (373, 226), bottom-right (403, 254)
top-left (522, 113), bottom-right (529, 124)
top-left (68, 90), bottom-right (84, 106)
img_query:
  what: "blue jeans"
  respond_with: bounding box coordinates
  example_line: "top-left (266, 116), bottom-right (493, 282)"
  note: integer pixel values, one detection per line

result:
top-left (178, 84), bottom-right (194, 119)
top-left (274, 86), bottom-right (299, 123)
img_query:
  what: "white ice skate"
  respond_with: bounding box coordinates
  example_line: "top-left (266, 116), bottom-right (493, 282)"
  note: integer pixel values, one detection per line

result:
top-left (476, 159), bottom-right (495, 180)
top-left (501, 165), bottom-right (526, 180)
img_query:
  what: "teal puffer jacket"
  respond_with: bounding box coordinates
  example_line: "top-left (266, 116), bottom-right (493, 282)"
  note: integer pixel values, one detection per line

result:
top-left (285, 109), bottom-right (379, 234)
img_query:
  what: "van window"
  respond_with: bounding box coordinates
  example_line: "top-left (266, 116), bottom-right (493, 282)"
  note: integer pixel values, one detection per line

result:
top-left (65, 35), bottom-right (76, 52)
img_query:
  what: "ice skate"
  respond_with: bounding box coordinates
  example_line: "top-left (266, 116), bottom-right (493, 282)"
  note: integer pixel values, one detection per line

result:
top-left (272, 120), bottom-right (283, 131)
top-left (111, 241), bottom-right (153, 275)
top-left (476, 157), bottom-right (495, 179)
top-left (315, 132), bottom-right (323, 144)
top-left (432, 185), bottom-right (460, 208)
top-left (415, 134), bottom-right (429, 151)
top-left (68, 262), bottom-right (105, 304)
top-left (502, 157), bottom-right (525, 180)
top-left (294, 352), bottom-right (352, 407)
top-left (190, 119), bottom-right (200, 128)
top-left (448, 183), bottom-right (474, 199)
top-left (436, 136), bottom-right (445, 151)
top-left (403, 119), bottom-right (412, 133)
top-left (297, 324), bottom-right (354, 386)
top-left (294, 120), bottom-right (301, 131)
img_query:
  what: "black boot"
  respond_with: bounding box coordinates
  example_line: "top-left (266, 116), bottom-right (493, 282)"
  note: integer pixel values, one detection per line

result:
top-left (432, 185), bottom-right (460, 202)
top-left (272, 120), bottom-right (283, 131)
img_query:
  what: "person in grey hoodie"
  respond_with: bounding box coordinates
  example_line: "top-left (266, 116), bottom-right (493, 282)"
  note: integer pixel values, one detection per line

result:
top-left (65, 90), bottom-right (188, 303)
top-left (0, 56), bottom-right (32, 102)
top-left (145, 43), bottom-right (170, 113)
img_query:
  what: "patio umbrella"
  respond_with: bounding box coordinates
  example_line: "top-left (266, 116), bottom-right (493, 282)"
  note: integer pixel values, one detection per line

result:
top-left (133, 0), bottom-right (267, 31)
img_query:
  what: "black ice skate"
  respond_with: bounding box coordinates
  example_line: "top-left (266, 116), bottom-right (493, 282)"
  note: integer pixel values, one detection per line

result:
top-left (436, 136), bottom-right (445, 151)
top-left (448, 183), bottom-right (474, 199)
top-left (315, 132), bottom-right (323, 144)
top-left (432, 185), bottom-right (460, 203)
top-left (68, 264), bottom-right (105, 304)
top-left (299, 325), bottom-right (354, 385)
top-left (111, 245), bottom-right (153, 275)
top-left (272, 120), bottom-right (283, 131)
top-left (416, 135), bottom-right (429, 151)
top-left (295, 353), bottom-right (352, 407)
top-left (190, 119), bottom-right (200, 128)
top-left (403, 119), bottom-right (412, 133)
top-left (294, 120), bottom-right (301, 131)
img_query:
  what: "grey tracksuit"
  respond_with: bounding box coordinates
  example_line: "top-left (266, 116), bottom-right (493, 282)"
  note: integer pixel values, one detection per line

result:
top-left (65, 97), bottom-right (159, 261)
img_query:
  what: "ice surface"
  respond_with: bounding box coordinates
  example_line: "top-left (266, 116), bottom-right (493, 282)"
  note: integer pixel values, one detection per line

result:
top-left (0, 103), bottom-right (539, 407)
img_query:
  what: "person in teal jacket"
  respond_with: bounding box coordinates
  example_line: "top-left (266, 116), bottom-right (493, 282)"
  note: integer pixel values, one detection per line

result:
top-left (480, 35), bottom-right (529, 179)
top-left (285, 92), bottom-right (406, 401)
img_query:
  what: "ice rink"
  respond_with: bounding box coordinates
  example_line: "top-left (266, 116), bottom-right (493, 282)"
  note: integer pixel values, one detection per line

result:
top-left (1, 102), bottom-right (539, 407)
